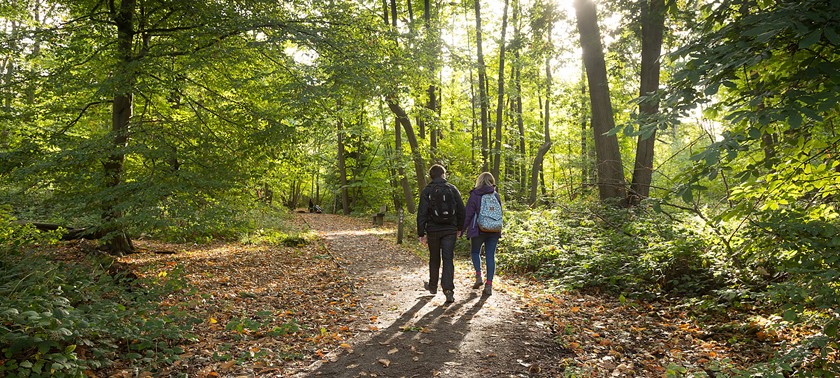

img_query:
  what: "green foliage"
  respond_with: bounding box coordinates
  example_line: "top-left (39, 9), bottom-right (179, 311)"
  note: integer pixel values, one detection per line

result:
top-left (0, 206), bottom-right (62, 251)
top-left (499, 201), bottom-right (723, 298)
top-left (1, 213), bottom-right (197, 376)
top-left (225, 311), bottom-right (300, 340)
top-left (499, 196), bottom-right (839, 375)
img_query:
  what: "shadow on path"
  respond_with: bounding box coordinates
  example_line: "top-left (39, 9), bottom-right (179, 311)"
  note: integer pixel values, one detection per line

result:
top-left (296, 213), bottom-right (569, 378)
top-left (306, 292), bottom-right (489, 377)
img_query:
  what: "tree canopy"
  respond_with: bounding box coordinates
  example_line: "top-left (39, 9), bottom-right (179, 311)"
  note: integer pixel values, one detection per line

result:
top-left (2, 0), bottom-right (838, 375)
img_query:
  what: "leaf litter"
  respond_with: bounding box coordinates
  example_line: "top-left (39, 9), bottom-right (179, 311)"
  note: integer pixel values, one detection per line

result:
top-left (86, 212), bottom-right (827, 377)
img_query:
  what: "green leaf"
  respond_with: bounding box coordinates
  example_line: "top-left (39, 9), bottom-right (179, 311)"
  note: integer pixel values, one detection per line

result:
top-left (606, 124), bottom-right (623, 136)
top-left (825, 27), bottom-right (840, 45)
top-left (707, 169), bottom-right (718, 180)
top-left (799, 30), bottom-right (822, 49)
top-left (825, 320), bottom-right (838, 338)
top-left (20, 361), bottom-right (33, 368)
top-left (747, 127), bottom-right (761, 139)
top-left (624, 123), bottom-right (635, 136)
top-left (38, 341), bottom-right (52, 354)
top-left (681, 188), bottom-right (693, 204)
top-left (783, 309), bottom-right (797, 322)
top-left (788, 111), bottom-right (803, 129)
top-left (704, 82), bottom-right (721, 96)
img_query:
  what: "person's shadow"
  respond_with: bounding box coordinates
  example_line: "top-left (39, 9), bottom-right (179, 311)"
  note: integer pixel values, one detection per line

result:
top-left (304, 292), bottom-right (488, 377)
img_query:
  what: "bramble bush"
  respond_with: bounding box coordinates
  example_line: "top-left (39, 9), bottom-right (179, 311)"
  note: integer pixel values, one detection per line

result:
top-left (1, 208), bottom-right (198, 377)
top-left (498, 201), bottom-right (725, 298)
top-left (497, 199), bottom-right (839, 376)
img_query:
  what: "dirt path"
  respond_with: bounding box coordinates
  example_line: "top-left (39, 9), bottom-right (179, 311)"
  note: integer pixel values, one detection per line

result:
top-left (296, 213), bottom-right (569, 377)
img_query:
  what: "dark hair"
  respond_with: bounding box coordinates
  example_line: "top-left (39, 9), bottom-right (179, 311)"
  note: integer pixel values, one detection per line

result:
top-left (429, 164), bottom-right (446, 179)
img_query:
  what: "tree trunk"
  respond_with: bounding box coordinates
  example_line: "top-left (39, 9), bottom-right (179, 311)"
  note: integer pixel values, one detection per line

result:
top-left (381, 99), bottom-right (403, 211)
top-left (628, 0), bottom-right (665, 205)
top-left (396, 118), bottom-right (414, 213)
top-left (102, 0), bottom-right (137, 255)
top-left (390, 0), bottom-right (397, 28)
top-left (424, 0), bottom-right (439, 163)
top-left (474, 0), bottom-right (490, 172)
top-left (386, 96), bottom-right (427, 205)
top-left (575, 0), bottom-right (626, 202)
top-left (464, 2), bottom-right (478, 166)
top-left (492, 0), bottom-right (510, 180)
top-left (580, 61), bottom-right (589, 192)
top-left (529, 56), bottom-right (553, 206)
top-left (513, 0), bottom-right (526, 200)
top-left (385, 0), bottom-right (426, 208)
top-left (337, 116), bottom-right (350, 215)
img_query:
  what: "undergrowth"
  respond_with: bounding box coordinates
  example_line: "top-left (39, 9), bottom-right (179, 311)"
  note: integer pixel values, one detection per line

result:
top-left (1, 208), bottom-right (199, 377)
top-left (497, 199), bottom-right (839, 377)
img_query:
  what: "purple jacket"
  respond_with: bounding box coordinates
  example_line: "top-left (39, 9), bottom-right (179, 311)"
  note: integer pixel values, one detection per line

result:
top-left (462, 185), bottom-right (502, 239)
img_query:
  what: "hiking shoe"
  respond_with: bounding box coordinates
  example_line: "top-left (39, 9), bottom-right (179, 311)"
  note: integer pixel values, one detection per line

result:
top-left (472, 276), bottom-right (484, 289)
top-left (424, 282), bottom-right (437, 295)
top-left (482, 284), bottom-right (492, 296)
top-left (444, 290), bottom-right (455, 303)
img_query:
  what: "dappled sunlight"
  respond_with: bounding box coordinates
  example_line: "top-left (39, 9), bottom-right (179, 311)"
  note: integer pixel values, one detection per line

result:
top-left (319, 228), bottom-right (394, 237)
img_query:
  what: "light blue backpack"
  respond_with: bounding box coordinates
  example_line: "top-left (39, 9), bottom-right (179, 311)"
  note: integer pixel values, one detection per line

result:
top-left (477, 193), bottom-right (503, 232)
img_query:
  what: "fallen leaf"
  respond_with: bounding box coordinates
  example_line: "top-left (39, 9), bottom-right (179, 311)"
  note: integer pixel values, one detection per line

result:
top-left (387, 348), bottom-right (399, 355)
top-left (378, 358), bottom-right (390, 367)
top-left (220, 360), bottom-right (235, 371)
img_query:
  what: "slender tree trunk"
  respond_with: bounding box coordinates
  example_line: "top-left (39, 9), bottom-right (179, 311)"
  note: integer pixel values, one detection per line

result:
top-left (529, 56), bottom-right (552, 206)
top-left (396, 118), bottom-right (414, 214)
top-left (387, 97), bottom-right (427, 200)
top-left (385, 0), bottom-right (426, 209)
top-left (474, 0), bottom-right (490, 171)
top-left (575, 0), bottom-right (627, 202)
top-left (407, 0), bottom-right (415, 26)
top-left (464, 2), bottom-right (478, 166)
top-left (337, 116), bottom-right (350, 215)
top-left (424, 0), bottom-right (439, 163)
top-left (512, 0), bottom-right (526, 200)
top-left (628, 0), bottom-right (665, 205)
top-left (383, 0), bottom-right (389, 24)
top-left (102, 0), bottom-right (137, 255)
top-left (492, 0), bottom-right (510, 180)
top-left (381, 100), bottom-right (402, 211)
top-left (580, 62), bottom-right (589, 192)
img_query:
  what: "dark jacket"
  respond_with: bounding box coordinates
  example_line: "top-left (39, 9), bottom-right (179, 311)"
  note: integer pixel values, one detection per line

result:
top-left (462, 185), bottom-right (502, 239)
top-left (417, 177), bottom-right (466, 237)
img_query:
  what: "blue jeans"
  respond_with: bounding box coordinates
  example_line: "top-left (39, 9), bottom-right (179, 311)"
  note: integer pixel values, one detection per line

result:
top-left (470, 233), bottom-right (499, 282)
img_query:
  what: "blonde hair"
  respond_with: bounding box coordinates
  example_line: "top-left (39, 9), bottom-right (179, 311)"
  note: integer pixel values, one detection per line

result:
top-left (474, 172), bottom-right (495, 189)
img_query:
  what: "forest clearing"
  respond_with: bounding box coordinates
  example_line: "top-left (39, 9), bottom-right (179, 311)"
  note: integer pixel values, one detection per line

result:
top-left (2, 0), bottom-right (838, 376)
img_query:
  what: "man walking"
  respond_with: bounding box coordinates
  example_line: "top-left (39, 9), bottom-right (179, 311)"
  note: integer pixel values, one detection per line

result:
top-left (417, 164), bottom-right (465, 303)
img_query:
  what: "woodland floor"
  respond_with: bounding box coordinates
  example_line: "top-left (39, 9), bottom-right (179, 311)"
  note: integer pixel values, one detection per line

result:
top-left (106, 213), bottom-right (785, 377)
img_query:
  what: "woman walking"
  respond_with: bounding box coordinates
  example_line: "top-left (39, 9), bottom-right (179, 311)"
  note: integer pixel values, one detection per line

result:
top-left (462, 172), bottom-right (502, 296)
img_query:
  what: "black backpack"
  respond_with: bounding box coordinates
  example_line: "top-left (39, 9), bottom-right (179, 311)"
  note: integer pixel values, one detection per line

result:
top-left (428, 183), bottom-right (456, 224)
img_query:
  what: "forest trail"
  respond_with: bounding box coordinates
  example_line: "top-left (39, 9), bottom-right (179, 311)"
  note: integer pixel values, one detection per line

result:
top-left (297, 213), bottom-right (568, 377)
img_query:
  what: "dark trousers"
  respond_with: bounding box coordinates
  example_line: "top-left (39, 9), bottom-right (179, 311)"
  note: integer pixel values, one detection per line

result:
top-left (427, 230), bottom-right (456, 291)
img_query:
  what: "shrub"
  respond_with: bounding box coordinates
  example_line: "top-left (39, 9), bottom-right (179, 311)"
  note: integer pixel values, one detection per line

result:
top-left (1, 209), bottom-right (197, 377)
top-left (498, 201), bottom-right (724, 298)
